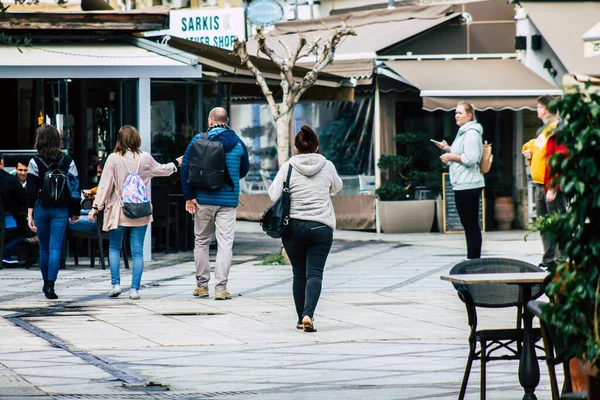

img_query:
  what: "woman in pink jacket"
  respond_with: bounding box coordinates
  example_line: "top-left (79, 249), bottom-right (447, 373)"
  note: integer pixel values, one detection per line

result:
top-left (88, 126), bottom-right (181, 299)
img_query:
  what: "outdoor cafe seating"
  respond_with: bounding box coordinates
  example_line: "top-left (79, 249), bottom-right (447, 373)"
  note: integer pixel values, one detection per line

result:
top-left (448, 258), bottom-right (546, 400)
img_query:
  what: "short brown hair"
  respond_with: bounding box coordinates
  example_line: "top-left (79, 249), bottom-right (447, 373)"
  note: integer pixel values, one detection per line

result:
top-left (35, 124), bottom-right (64, 161)
top-left (295, 125), bottom-right (319, 154)
top-left (537, 95), bottom-right (558, 114)
top-left (457, 101), bottom-right (476, 121)
top-left (114, 125), bottom-right (142, 155)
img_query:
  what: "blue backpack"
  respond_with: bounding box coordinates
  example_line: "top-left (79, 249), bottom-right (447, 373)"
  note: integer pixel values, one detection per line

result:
top-left (119, 155), bottom-right (152, 219)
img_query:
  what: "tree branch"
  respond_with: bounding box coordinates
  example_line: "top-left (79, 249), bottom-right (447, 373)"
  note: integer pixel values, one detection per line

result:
top-left (232, 36), bottom-right (280, 119)
top-left (295, 22), bottom-right (356, 103)
top-left (255, 26), bottom-right (285, 70)
top-left (297, 38), bottom-right (321, 61)
top-left (290, 33), bottom-right (307, 67)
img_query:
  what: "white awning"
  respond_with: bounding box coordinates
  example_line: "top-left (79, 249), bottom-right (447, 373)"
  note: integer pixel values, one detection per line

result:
top-left (385, 59), bottom-right (562, 111)
top-left (0, 42), bottom-right (202, 78)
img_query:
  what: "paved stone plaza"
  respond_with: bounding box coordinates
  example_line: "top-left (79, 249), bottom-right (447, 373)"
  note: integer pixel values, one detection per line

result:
top-left (0, 222), bottom-right (556, 399)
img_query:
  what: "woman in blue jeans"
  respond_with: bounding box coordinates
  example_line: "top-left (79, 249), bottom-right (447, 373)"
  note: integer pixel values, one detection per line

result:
top-left (27, 124), bottom-right (81, 299)
top-left (89, 126), bottom-right (181, 299)
top-left (268, 126), bottom-right (343, 332)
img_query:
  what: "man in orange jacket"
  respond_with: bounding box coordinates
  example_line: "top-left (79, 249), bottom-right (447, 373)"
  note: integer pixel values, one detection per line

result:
top-left (522, 95), bottom-right (566, 269)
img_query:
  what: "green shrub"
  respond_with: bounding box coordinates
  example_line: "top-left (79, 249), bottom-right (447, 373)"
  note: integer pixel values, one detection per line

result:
top-left (256, 253), bottom-right (285, 266)
top-left (376, 132), bottom-right (440, 201)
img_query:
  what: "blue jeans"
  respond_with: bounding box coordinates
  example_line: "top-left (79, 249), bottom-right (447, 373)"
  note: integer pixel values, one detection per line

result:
top-left (34, 201), bottom-right (68, 281)
top-left (3, 214), bottom-right (24, 258)
top-left (70, 210), bottom-right (96, 232)
top-left (109, 225), bottom-right (147, 290)
top-left (3, 236), bottom-right (23, 258)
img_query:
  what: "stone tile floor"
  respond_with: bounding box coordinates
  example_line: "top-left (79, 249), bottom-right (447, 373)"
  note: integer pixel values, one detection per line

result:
top-left (0, 222), bottom-right (556, 399)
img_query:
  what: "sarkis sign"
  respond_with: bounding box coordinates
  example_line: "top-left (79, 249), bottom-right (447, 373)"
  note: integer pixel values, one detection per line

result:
top-left (170, 8), bottom-right (246, 50)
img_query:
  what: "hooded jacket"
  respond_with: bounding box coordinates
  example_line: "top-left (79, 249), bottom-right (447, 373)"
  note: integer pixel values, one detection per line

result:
top-left (181, 126), bottom-right (249, 208)
top-left (268, 153), bottom-right (343, 230)
top-left (448, 120), bottom-right (485, 191)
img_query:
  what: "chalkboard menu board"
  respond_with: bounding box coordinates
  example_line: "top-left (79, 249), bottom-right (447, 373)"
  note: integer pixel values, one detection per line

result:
top-left (442, 173), bottom-right (485, 233)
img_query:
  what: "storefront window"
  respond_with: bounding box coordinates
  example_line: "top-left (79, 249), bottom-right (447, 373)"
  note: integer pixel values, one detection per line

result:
top-left (151, 82), bottom-right (199, 164)
top-left (231, 98), bottom-right (374, 194)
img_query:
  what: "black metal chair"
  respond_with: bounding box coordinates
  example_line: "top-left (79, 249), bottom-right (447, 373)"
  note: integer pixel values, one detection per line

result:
top-left (527, 301), bottom-right (587, 400)
top-left (62, 211), bottom-right (129, 270)
top-left (450, 258), bottom-right (546, 400)
top-left (151, 184), bottom-right (179, 253)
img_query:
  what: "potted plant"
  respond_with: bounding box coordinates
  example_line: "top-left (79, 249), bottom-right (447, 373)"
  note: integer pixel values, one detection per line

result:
top-left (533, 79), bottom-right (600, 395)
top-left (376, 132), bottom-right (440, 233)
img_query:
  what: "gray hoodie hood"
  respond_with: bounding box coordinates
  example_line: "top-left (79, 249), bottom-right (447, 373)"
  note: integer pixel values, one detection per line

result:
top-left (289, 153), bottom-right (327, 177)
top-left (457, 120), bottom-right (483, 138)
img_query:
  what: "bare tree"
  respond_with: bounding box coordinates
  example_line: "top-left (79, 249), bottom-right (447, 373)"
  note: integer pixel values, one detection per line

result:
top-left (232, 22), bottom-right (356, 168)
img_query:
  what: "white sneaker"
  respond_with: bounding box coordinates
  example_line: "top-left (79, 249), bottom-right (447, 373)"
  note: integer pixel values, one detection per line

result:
top-left (129, 288), bottom-right (140, 300)
top-left (108, 284), bottom-right (121, 298)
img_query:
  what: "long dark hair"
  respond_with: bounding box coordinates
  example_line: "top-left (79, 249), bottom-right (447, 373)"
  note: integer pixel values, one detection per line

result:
top-left (34, 124), bottom-right (64, 161)
top-left (114, 125), bottom-right (142, 155)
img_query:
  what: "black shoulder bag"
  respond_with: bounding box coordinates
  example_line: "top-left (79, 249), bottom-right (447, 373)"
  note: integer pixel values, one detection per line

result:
top-left (260, 165), bottom-right (293, 239)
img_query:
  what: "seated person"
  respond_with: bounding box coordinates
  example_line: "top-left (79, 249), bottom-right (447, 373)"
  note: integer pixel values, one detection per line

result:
top-left (81, 161), bottom-right (103, 209)
top-left (0, 153), bottom-right (27, 264)
top-left (69, 209), bottom-right (97, 232)
top-left (71, 160), bottom-right (104, 233)
top-left (15, 158), bottom-right (29, 188)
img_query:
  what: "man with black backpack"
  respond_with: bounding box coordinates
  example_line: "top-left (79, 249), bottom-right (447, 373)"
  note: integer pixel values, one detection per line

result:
top-left (181, 107), bottom-right (249, 300)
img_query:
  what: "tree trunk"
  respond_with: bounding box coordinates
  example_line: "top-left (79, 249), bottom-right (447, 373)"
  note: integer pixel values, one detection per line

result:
top-left (275, 107), bottom-right (295, 168)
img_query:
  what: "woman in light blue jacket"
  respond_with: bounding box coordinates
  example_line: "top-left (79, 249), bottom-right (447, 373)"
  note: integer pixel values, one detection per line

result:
top-left (435, 102), bottom-right (485, 259)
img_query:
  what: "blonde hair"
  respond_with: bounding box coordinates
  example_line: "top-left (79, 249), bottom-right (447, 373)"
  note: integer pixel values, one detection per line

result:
top-left (457, 101), bottom-right (476, 121)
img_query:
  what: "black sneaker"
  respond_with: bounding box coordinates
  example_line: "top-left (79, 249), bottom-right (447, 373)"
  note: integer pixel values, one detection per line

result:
top-left (2, 257), bottom-right (19, 265)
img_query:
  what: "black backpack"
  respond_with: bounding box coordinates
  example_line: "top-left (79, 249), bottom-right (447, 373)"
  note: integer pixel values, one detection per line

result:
top-left (36, 156), bottom-right (71, 206)
top-left (188, 132), bottom-right (228, 191)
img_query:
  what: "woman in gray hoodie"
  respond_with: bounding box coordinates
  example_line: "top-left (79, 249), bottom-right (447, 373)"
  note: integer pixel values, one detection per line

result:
top-left (435, 102), bottom-right (485, 259)
top-left (268, 125), bottom-right (343, 332)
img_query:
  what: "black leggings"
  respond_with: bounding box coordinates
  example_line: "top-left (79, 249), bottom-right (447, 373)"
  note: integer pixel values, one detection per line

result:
top-left (454, 188), bottom-right (483, 259)
top-left (282, 219), bottom-right (333, 322)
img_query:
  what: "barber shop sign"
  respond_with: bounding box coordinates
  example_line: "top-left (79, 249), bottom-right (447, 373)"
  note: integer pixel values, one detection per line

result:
top-left (169, 8), bottom-right (246, 50)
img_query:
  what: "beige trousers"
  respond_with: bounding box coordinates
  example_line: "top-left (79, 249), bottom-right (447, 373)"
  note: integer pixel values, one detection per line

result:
top-left (193, 204), bottom-right (236, 291)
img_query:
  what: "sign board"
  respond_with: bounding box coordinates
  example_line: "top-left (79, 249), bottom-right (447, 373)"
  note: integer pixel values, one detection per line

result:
top-left (246, 0), bottom-right (284, 26)
top-left (442, 172), bottom-right (485, 233)
top-left (169, 8), bottom-right (246, 50)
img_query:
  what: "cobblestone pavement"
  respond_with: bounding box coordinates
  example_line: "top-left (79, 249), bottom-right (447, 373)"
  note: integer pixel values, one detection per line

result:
top-left (0, 222), bottom-right (554, 400)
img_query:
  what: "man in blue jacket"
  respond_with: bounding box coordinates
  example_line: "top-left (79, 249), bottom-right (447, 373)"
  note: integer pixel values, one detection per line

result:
top-left (181, 107), bottom-right (249, 300)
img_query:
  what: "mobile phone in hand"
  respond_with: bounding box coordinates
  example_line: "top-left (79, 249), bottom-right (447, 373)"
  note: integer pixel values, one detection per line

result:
top-left (430, 139), bottom-right (441, 145)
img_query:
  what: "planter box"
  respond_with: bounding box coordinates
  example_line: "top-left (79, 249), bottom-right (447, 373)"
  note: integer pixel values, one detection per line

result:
top-left (379, 200), bottom-right (436, 233)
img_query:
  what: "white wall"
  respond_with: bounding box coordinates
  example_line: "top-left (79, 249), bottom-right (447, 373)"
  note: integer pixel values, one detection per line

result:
top-left (515, 5), bottom-right (565, 87)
